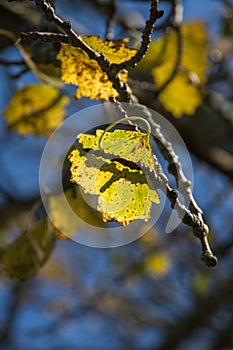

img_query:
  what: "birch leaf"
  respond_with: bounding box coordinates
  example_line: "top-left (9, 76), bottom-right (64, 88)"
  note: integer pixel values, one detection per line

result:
top-left (57, 36), bottom-right (137, 100)
top-left (69, 129), bottom-right (160, 226)
top-left (3, 83), bottom-right (69, 137)
top-left (1, 220), bottom-right (55, 280)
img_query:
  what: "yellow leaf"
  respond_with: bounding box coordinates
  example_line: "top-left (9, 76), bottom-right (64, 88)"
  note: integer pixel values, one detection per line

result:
top-left (137, 21), bottom-right (207, 116)
top-left (69, 129), bottom-right (160, 226)
top-left (48, 187), bottom-right (105, 239)
top-left (158, 73), bottom-right (202, 117)
top-left (150, 34), bottom-right (178, 87)
top-left (3, 83), bottom-right (69, 137)
top-left (182, 22), bottom-right (207, 84)
top-left (144, 252), bottom-right (171, 278)
top-left (57, 36), bottom-right (137, 100)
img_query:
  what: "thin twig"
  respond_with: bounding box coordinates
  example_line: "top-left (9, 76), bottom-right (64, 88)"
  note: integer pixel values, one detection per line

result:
top-left (127, 0), bottom-right (183, 95)
top-left (156, 0), bottom-right (183, 94)
top-left (109, 101), bottom-right (217, 266)
top-left (0, 58), bottom-right (25, 66)
top-left (112, 0), bottom-right (164, 71)
top-left (109, 98), bottom-right (129, 119)
top-left (23, 0), bottom-right (217, 266)
top-left (140, 154), bottom-right (217, 267)
top-left (154, 2), bottom-right (174, 30)
top-left (105, 0), bottom-right (117, 40)
top-left (33, 0), bottom-right (133, 102)
top-left (10, 66), bottom-right (30, 79)
top-left (0, 281), bottom-right (24, 344)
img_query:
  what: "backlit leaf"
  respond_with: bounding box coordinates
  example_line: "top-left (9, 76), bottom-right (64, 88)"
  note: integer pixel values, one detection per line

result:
top-left (57, 36), bottom-right (137, 100)
top-left (78, 129), bottom-right (156, 170)
top-left (3, 83), bottom-right (69, 137)
top-left (137, 21), bottom-right (207, 116)
top-left (69, 129), bottom-right (160, 226)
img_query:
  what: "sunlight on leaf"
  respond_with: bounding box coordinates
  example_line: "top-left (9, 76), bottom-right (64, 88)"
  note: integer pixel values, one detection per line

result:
top-left (3, 83), bottom-right (69, 137)
top-left (69, 129), bottom-right (160, 226)
top-left (57, 36), bottom-right (137, 100)
top-left (144, 252), bottom-right (171, 278)
top-left (78, 129), bottom-right (156, 170)
top-left (1, 220), bottom-right (55, 280)
top-left (137, 21), bottom-right (207, 117)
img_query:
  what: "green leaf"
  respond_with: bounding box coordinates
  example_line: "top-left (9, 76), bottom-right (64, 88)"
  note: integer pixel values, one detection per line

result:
top-left (1, 220), bottom-right (55, 280)
top-left (69, 128), bottom-right (160, 226)
top-left (3, 83), bottom-right (69, 137)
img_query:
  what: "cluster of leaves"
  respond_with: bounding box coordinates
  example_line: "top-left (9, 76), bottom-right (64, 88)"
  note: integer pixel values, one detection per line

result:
top-left (69, 128), bottom-right (160, 226)
top-left (136, 21), bottom-right (208, 116)
top-left (2, 22), bottom-right (208, 137)
top-left (0, 0), bottom-right (216, 279)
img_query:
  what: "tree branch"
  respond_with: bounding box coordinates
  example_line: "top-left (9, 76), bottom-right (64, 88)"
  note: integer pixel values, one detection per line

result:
top-left (33, 0), bottom-right (133, 102)
top-left (112, 0), bottom-right (164, 72)
top-left (110, 101), bottom-right (217, 266)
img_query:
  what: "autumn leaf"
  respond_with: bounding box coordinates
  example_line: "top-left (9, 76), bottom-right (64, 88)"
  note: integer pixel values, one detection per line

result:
top-left (158, 73), bottom-right (202, 116)
top-left (57, 36), bottom-right (137, 100)
top-left (3, 83), bottom-right (69, 137)
top-left (69, 129), bottom-right (160, 226)
top-left (48, 187), bottom-right (105, 240)
top-left (137, 21), bottom-right (208, 117)
top-left (78, 128), bottom-right (156, 170)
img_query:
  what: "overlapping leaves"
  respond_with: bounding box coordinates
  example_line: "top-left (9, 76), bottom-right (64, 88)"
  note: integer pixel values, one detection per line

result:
top-left (69, 128), bottom-right (160, 226)
top-left (57, 36), bottom-right (137, 100)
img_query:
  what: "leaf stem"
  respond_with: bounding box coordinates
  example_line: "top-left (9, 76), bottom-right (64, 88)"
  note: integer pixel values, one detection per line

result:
top-left (98, 116), bottom-right (152, 150)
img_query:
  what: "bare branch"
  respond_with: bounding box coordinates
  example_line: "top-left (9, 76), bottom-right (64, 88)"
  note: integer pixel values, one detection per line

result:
top-left (112, 0), bottom-right (164, 71)
top-left (105, 0), bottom-right (117, 40)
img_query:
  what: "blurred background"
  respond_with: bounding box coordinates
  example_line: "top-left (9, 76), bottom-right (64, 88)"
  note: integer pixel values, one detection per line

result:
top-left (0, 0), bottom-right (233, 349)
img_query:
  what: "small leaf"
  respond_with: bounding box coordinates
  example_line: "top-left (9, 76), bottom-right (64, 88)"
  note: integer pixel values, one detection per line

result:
top-left (158, 73), bottom-right (202, 116)
top-left (3, 83), bottom-right (69, 137)
top-left (57, 36), bottom-right (137, 100)
top-left (1, 220), bottom-right (55, 280)
top-left (69, 128), bottom-right (160, 226)
top-left (144, 252), bottom-right (171, 278)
